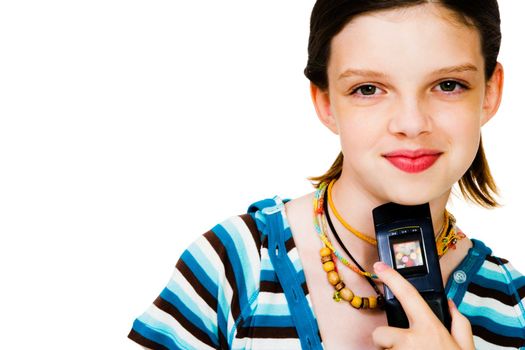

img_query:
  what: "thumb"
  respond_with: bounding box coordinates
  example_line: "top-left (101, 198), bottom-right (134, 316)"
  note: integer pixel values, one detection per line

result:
top-left (448, 299), bottom-right (475, 350)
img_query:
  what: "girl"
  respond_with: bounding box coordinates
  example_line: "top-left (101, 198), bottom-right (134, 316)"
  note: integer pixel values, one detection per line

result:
top-left (129, 1), bottom-right (525, 349)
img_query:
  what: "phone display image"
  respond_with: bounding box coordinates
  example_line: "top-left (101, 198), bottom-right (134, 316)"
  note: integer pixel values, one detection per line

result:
top-left (393, 240), bottom-right (423, 268)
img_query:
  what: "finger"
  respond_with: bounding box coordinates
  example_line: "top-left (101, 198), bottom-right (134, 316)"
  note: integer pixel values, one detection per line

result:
top-left (372, 325), bottom-right (408, 349)
top-left (448, 299), bottom-right (475, 350)
top-left (374, 261), bottom-right (435, 325)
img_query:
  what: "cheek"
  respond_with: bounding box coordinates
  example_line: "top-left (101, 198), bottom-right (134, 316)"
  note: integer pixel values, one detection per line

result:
top-left (447, 120), bottom-right (481, 172)
top-left (338, 117), bottom-right (383, 153)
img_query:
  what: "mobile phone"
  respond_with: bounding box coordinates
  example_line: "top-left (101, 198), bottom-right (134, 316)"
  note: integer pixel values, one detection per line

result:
top-left (373, 202), bottom-right (451, 331)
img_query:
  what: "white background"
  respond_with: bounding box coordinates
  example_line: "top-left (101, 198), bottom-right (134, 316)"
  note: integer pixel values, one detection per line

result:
top-left (0, 1), bottom-right (523, 349)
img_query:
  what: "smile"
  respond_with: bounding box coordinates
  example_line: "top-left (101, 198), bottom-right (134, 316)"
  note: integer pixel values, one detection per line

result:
top-left (383, 149), bottom-right (443, 173)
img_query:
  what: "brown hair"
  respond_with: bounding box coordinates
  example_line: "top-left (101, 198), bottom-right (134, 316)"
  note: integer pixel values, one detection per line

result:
top-left (305, 0), bottom-right (501, 208)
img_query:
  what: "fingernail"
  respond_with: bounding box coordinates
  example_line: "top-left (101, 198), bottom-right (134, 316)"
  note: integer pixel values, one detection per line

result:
top-left (448, 299), bottom-right (457, 310)
top-left (374, 261), bottom-right (389, 272)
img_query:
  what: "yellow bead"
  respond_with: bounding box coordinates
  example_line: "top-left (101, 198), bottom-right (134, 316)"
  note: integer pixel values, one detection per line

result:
top-left (350, 295), bottom-right (363, 309)
top-left (327, 271), bottom-right (340, 285)
top-left (323, 261), bottom-right (335, 272)
top-left (339, 288), bottom-right (354, 301)
top-left (320, 247), bottom-right (331, 257)
top-left (369, 296), bottom-right (377, 309)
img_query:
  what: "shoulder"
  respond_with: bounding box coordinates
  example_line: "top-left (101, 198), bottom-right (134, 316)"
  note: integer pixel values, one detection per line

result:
top-left (468, 240), bottom-right (524, 291)
top-left (455, 239), bottom-right (525, 347)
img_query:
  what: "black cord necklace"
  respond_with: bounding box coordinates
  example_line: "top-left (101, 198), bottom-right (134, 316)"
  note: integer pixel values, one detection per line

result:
top-left (322, 187), bottom-right (385, 307)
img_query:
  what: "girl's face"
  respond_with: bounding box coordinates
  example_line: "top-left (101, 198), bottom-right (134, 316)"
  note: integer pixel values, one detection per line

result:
top-left (312, 4), bottom-right (503, 205)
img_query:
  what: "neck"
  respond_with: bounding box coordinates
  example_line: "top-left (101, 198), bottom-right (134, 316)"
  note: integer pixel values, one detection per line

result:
top-left (327, 176), bottom-right (450, 269)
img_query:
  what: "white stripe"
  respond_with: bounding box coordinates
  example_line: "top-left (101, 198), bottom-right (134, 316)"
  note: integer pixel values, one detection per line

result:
top-left (142, 303), bottom-right (215, 350)
top-left (258, 291), bottom-right (289, 305)
top-left (287, 247), bottom-right (303, 273)
top-left (482, 260), bottom-right (504, 273)
top-left (195, 237), bottom-right (239, 337)
top-left (473, 335), bottom-right (519, 350)
top-left (481, 260), bottom-right (523, 281)
top-left (231, 336), bottom-right (302, 350)
top-left (462, 292), bottom-right (520, 318)
top-left (168, 268), bottom-right (217, 329)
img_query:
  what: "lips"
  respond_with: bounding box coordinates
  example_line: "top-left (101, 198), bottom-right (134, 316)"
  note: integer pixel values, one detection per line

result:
top-left (383, 149), bottom-right (443, 173)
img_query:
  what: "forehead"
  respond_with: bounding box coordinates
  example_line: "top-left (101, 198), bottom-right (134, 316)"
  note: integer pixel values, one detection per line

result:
top-left (328, 4), bottom-right (483, 80)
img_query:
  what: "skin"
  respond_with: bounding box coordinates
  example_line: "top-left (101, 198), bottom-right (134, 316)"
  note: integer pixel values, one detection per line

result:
top-left (286, 3), bottom-right (503, 349)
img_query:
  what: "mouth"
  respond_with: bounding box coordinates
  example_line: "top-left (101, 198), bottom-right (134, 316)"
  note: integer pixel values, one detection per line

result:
top-left (382, 149), bottom-right (443, 174)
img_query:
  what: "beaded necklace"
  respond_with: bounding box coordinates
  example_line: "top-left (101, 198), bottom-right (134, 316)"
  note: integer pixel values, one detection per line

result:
top-left (313, 181), bottom-right (465, 310)
top-left (313, 183), bottom-right (384, 309)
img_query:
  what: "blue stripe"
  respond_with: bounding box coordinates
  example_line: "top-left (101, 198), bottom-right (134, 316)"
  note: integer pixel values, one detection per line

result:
top-left (477, 264), bottom-right (511, 283)
top-left (246, 315), bottom-right (296, 327)
top-left (459, 301), bottom-right (522, 328)
top-left (261, 269), bottom-right (278, 282)
top-left (160, 287), bottom-right (218, 344)
top-left (133, 317), bottom-right (186, 349)
top-left (213, 224), bottom-right (251, 318)
top-left (261, 257), bottom-right (273, 270)
top-left (180, 250), bottom-right (218, 301)
top-left (255, 302), bottom-right (292, 316)
top-left (467, 315), bottom-right (525, 338)
top-left (185, 239), bottom-right (231, 341)
top-left (500, 262), bottom-right (525, 325)
top-left (221, 219), bottom-right (258, 290)
top-left (504, 265), bottom-right (525, 281)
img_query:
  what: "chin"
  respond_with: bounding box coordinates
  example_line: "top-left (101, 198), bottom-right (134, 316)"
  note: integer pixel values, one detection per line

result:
top-left (382, 188), bottom-right (442, 206)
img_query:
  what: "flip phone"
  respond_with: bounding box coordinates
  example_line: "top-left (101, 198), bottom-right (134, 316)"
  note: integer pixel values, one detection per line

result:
top-left (373, 202), bottom-right (451, 331)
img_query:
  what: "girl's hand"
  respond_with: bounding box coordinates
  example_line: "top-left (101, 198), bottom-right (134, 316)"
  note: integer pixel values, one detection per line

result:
top-left (371, 262), bottom-right (475, 350)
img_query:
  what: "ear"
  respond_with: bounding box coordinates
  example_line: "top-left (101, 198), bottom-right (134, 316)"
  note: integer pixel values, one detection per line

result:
top-left (480, 62), bottom-right (504, 126)
top-left (310, 82), bottom-right (339, 135)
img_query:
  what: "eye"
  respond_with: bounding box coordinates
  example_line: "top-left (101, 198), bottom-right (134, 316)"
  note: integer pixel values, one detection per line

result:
top-left (350, 84), bottom-right (381, 97)
top-left (435, 80), bottom-right (468, 94)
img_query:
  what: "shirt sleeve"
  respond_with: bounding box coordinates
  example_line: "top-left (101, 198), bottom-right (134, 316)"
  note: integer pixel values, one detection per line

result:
top-left (128, 214), bottom-right (262, 350)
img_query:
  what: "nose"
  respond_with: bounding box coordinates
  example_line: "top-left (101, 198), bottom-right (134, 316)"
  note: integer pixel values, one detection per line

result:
top-left (387, 97), bottom-right (432, 138)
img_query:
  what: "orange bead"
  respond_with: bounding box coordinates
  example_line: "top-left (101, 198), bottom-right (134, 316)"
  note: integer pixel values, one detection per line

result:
top-left (320, 247), bottom-right (331, 257)
top-left (327, 271), bottom-right (340, 285)
top-left (323, 261), bottom-right (335, 272)
top-left (350, 295), bottom-right (363, 309)
top-left (369, 296), bottom-right (377, 309)
top-left (362, 297), bottom-right (369, 309)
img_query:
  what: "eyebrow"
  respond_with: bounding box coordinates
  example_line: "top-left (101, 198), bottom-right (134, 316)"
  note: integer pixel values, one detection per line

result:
top-left (338, 63), bottom-right (479, 80)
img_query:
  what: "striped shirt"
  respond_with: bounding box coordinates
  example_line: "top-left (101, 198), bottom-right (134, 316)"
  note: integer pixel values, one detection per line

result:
top-left (129, 196), bottom-right (525, 349)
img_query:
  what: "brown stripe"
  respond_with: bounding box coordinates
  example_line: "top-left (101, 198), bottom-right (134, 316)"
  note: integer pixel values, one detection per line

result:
top-left (260, 280), bottom-right (283, 293)
top-left (486, 255), bottom-right (509, 265)
top-left (236, 326), bottom-right (299, 339)
top-left (260, 279), bottom-right (309, 297)
top-left (218, 327), bottom-right (228, 350)
top-left (301, 280), bottom-right (309, 296)
top-left (467, 282), bottom-right (519, 307)
top-left (285, 235), bottom-right (296, 252)
top-left (153, 296), bottom-right (217, 348)
top-left (472, 324), bottom-right (525, 348)
top-left (176, 259), bottom-right (217, 311)
top-left (239, 213), bottom-right (262, 258)
top-left (204, 229), bottom-right (242, 322)
top-left (128, 329), bottom-right (169, 350)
